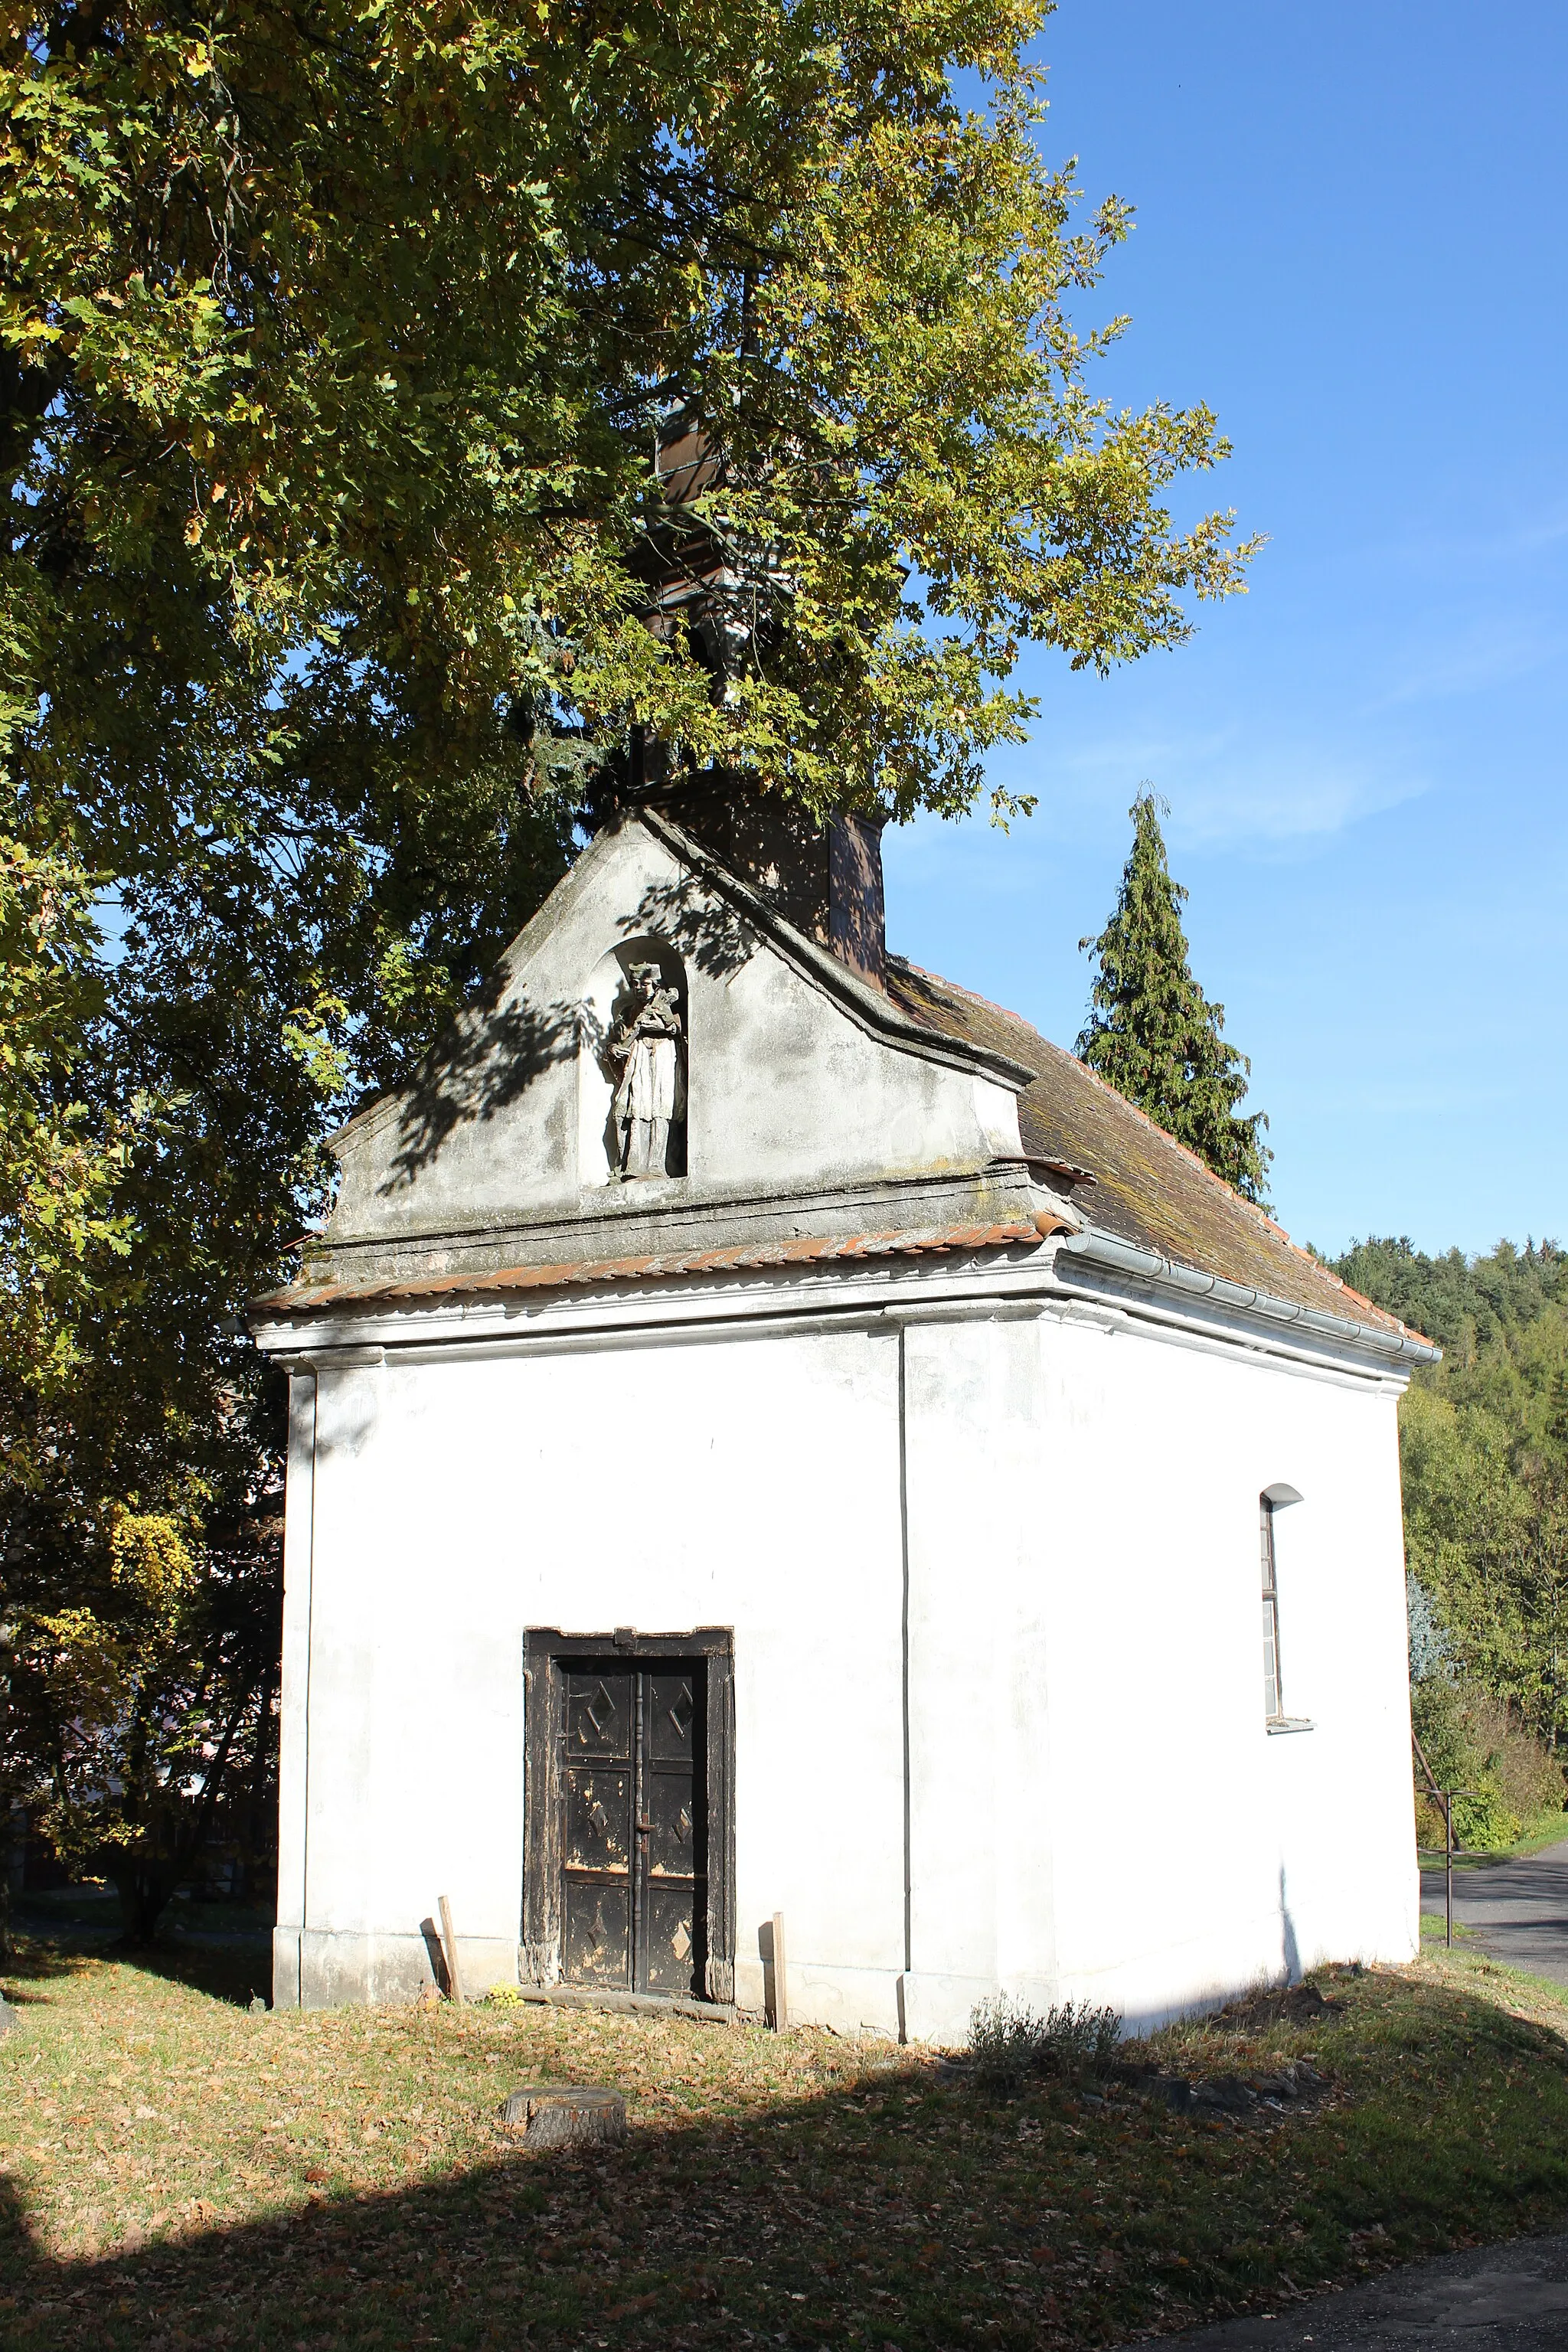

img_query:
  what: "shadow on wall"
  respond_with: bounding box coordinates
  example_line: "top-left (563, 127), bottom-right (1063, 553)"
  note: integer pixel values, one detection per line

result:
top-left (371, 858), bottom-right (764, 1199)
top-left (420, 1918), bottom-right (453, 2000)
top-left (312, 1368), bottom-right (381, 1468)
top-left (1280, 1864), bottom-right (1302, 1986)
top-left (379, 967), bottom-right (580, 1193)
top-left (622, 874), bottom-right (759, 980)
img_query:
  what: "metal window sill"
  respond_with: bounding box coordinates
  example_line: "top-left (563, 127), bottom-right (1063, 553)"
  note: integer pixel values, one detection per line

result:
top-left (1266, 1716), bottom-right (1315, 1735)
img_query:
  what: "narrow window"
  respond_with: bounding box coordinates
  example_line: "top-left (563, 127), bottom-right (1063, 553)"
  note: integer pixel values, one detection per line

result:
top-left (1260, 1497), bottom-right (1284, 1722)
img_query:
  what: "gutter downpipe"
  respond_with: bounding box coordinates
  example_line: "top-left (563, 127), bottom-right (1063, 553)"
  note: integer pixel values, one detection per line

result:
top-left (1056, 1228), bottom-right (1442, 1366)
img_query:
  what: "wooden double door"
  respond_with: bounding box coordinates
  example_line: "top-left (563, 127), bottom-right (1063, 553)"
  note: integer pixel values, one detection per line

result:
top-left (560, 1660), bottom-right (707, 1997)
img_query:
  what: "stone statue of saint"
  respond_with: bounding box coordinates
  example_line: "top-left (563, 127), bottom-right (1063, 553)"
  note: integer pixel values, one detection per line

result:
top-left (609, 964), bottom-right (685, 1179)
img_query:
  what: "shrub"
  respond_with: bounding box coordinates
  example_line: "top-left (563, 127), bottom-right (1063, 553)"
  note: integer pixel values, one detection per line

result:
top-left (1454, 1782), bottom-right (1522, 1852)
top-left (1415, 1782), bottom-right (1522, 1853)
top-left (1466, 1691), bottom-right (1566, 1822)
top-left (967, 1995), bottom-right (1122, 2094)
top-left (1413, 1677), bottom-right (1565, 1851)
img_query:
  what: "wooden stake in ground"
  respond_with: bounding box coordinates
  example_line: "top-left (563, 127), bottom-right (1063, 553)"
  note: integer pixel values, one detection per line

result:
top-left (771, 1910), bottom-right (788, 2031)
top-left (438, 1894), bottom-right (466, 2004)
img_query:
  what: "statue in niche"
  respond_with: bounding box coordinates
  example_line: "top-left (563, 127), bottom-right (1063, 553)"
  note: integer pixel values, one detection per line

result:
top-left (609, 963), bottom-right (685, 1179)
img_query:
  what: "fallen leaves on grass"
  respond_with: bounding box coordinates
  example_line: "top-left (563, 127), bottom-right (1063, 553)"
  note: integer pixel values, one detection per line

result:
top-left (2, 1942), bottom-right (1568, 2349)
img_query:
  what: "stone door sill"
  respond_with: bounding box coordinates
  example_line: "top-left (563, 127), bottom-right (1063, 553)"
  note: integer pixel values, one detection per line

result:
top-left (514, 1983), bottom-right (741, 2025)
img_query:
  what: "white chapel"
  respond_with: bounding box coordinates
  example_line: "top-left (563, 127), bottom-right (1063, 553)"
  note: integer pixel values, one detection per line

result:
top-left (252, 795), bottom-right (1432, 2038)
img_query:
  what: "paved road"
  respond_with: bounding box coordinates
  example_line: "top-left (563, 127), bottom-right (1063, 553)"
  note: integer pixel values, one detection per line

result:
top-left (1121, 2232), bottom-right (1568, 2349)
top-left (1419, 1835), bottom-right (1568, 1987)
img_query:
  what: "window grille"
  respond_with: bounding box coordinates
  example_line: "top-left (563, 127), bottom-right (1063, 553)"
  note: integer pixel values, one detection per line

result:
top-left (1260, 1496), bottom-right (1284, 1722)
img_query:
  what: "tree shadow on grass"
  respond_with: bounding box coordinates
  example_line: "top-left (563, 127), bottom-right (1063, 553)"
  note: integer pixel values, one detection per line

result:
top-left (0, 2027), bottom-right (1152, 2352)
top-left (105, 1935), bottom-right (273, 2011)
top-left (6, 2113), bottom-right (990, 2352)
top-left (6, 1928), bottom-right (270, 2011)
top-left (3, 1978), bottom-right (1568, 2352)
top-left (0, 1948), bottom-right (83, 2001)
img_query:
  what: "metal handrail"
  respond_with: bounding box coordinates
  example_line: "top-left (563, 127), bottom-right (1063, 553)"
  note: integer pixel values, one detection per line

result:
top-left (1413, 1727), bottom-right (1477, 1949)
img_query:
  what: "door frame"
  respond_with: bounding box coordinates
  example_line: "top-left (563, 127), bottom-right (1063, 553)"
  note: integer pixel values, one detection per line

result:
top-left (522, 1628), bottom-right (736, 2003)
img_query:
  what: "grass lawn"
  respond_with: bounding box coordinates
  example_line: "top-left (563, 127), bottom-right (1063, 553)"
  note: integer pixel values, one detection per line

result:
top-left (1452, 1812), bottom-right (1568, 1868)
top-left (4, 1932), bottom-right (1568, 2350)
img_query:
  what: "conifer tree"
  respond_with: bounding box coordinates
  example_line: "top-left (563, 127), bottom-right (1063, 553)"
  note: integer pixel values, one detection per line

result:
top-left (1077, 792), bottom-right (1272, 1204)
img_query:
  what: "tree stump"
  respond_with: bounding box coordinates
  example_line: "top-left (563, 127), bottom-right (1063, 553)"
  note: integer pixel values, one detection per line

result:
top-left (499, 2084), bottom-right (627, 2149)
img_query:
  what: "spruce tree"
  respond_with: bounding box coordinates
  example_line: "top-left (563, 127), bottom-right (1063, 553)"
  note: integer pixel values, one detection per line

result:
top-left (1077, 792), bottom-right (1272, 1204)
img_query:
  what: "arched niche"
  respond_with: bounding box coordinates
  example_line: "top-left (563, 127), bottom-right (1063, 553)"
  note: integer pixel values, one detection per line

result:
top-left (577, 937), bottom-right (688, 1188)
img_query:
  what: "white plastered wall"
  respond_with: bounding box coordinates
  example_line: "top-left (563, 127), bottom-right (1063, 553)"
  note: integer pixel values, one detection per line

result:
top-left (274, 1318), bottom-right (910, 2027)
top-left (898, 1303), bottom-right (1418, 2042)
top-left (274, 1284), bottom-right (1417, 2036)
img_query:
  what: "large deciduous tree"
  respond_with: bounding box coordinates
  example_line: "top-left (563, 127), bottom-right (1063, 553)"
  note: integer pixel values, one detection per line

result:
top-left (5, 1), bottom-right (1254, 868)
top-left (1, 2), bottom-right (1256, 1926)
top-left (1076, 791), bottom-right (1272, 1203)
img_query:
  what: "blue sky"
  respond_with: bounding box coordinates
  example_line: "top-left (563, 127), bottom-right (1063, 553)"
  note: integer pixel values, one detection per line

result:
top-left (883, 0), bottom-right (1568, 1259)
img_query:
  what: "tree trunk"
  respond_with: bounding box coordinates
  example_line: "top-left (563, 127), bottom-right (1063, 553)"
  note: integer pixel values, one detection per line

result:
top-left (114, 1857), bottom-right (178, 1948)
top-left (240, 1661), bottom-right (277, 1906)
top-left (112, 1697), bottom-right (250, 1945)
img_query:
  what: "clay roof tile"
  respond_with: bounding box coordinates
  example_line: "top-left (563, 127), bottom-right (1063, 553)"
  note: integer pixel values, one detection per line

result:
top-left (252, 1220), bottom-right (1066, 1318)
top-left (884, 957), bottom-right (1425, 1345)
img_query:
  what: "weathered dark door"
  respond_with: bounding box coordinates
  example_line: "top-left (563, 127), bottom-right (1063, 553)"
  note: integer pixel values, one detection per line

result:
top-left (560, 1661), bottom-right (707, 1996)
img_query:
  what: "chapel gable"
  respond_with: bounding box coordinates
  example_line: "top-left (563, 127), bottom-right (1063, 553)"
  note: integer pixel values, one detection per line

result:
top-left (302, 808), bottom-right (1038, 1295)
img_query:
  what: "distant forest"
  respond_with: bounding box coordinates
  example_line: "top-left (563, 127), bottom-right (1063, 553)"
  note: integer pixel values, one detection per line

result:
top-left (1330, 1236), bottom-right (1568, 1843)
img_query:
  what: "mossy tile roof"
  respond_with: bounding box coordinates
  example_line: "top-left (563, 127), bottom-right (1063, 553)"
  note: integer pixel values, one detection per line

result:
top-left (885, 957), bottom-right (1419, 1344)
